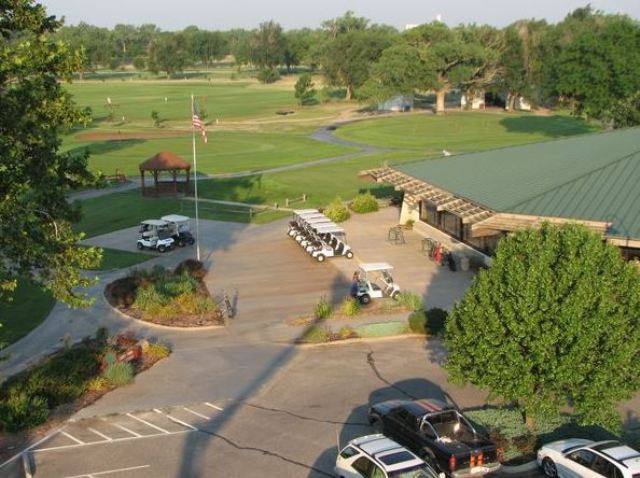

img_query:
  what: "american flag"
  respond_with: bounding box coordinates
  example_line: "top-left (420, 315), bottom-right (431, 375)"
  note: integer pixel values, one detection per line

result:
top-left (192, 102), bottom-right (208, 143)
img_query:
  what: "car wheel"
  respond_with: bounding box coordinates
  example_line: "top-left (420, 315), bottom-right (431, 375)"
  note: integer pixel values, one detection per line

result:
top-left (177, 240), bottom-right (185, 248)
top-left (391, 290), bottom-right (400, 300)
top-left (345, 250), bottom-right (354, 259)
top-left (158, 245), bottom-right (166, 253)
top-left (542, 458), bottom-right (558, 478)
top-left (359, 294), bottom-right (371, 305)
top-left (136, 242), bottom-right (144, 250)
top-left (188, 237), bottom-right (195, 245)
top-left (316, 254), bottom-right (325, 262)
top-left (370, 414), bottom-right (384, 434)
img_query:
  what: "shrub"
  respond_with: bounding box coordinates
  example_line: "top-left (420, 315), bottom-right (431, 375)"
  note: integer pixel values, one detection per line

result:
top-left (350, 192), bottom-right (379, 214)
top-left (324, 197), bottom-right (350, 223)
top-left (102, 362), bottom-right (134, 387)
top-left (426, 308), bottom-right (448, 335)
top-left (0, 391), bottom-right (49, 432)
top-left (86, 376), bottom-right (109, 392)
top-left (408, 311), bottom-right (427, 334)
top-left (106, 276), bottom-right (138, 308)
top-left (301, 325), bottom-right (330, 343)
top-left (405, 219), bottom-right (415, 228)
top-left (159, 273), bottom-right (198, 297)
top-left (338, 326), bottom-right (356, 340)
top-left (257, 67), bottom-right (280, 83)
top-left (513, 433), bottom-right (539, 455)
top-left (95, 326), bottom-right (109, 345)
top-left (340, 298), bottom-right (361, 316)
top-left (145, 343), bottom-right (171, 360)
top-left (314, 296), bottom-right (333, 320)
top-left (134, 284), bottom-right (166, 311)
top-left (174, 259), bottom-right (207, 281)
top-left (396, 292), bottom-right (424, 311)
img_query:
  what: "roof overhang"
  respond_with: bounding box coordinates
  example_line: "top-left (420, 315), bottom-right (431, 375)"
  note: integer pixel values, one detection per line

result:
top-left (471, 213), bottom-right (611, 238)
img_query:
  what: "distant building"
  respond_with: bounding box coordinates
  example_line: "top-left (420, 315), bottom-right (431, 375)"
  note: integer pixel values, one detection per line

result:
top-left (460, 91), bottom-right (486, 110)
top-left (363, 127), bottom-right (640, 261)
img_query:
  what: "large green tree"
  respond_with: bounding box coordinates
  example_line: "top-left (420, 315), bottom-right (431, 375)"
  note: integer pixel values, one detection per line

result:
top-left (250, 20), bottom-right (286, 69)
top-left (445, 223), bottom-right (640, 430)
top-left (147, 32), bottom-right (187, 77)
top-left (321, 13), bottom-right (395, 100)
top-left (0, 0), bottom-right (101, 306)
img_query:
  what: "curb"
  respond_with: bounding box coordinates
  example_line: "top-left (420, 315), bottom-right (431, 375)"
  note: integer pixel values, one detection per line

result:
top-left (102, 293), bottom-right (225, 332)
top-left (499, 460), bottom-right (539, 474)
top-left (295, 333), bottom-right (426, 347)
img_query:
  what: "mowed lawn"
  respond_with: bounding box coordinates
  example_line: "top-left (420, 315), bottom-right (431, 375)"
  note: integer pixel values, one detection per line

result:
top-left (0, 277), bottom-right (55, 347)
top-left (334, 112), bottom-right (600, 151)
top-left (65, 81), bottom-right (298, 124)
top-left (65, 131), bottom-right (356, 176)
top-left (75, 151), bottom-right (427, 237)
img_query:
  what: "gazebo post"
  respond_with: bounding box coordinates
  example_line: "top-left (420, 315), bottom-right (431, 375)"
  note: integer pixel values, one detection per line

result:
top-left (186, 168), bottom-right (190, 196)
top-left (140, 169), bottom-right (145, 196)
top-left (153, 170), bottom-right (158, 197)
top-left (172, 169), bottom-right (177, 195)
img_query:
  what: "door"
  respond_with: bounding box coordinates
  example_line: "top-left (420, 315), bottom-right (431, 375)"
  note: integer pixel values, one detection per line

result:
top-left (560, 450), bottom-right (602, 478)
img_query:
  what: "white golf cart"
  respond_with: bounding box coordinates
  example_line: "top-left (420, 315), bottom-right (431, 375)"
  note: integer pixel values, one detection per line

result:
top-left (288, 209), bottom-right (320, 237)
top-left (355, 262), bottom-right (401, 304)
top-left (137, 219), bottom-right (175, 253)
top-left (161, 214), bottom-right (195, 247)
top-left (309, 225), bottom-right (354, 262)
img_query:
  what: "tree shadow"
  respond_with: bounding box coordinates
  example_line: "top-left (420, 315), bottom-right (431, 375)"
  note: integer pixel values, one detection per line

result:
top-left (499, 115), bottom-right (597, 138)
top-left (67, 139), bottom-right (146, 159)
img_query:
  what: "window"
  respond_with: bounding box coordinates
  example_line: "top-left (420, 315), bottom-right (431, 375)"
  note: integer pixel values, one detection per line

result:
top-left (591, 456), bottom-right (622, 478)
top-left (352, 457), bottom-right (385, 478)
top-left (420, 200), bottom-right (439, 227)
top-left (353, 457), bottom-right (374, 476)
top-left (340, 446), bottom-right (359, 459)
top-left (568, 450), bottom-right (597, 468)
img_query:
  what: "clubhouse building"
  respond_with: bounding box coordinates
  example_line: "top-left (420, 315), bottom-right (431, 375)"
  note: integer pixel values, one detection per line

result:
top-left (364, 127), bottom-right (640, 261)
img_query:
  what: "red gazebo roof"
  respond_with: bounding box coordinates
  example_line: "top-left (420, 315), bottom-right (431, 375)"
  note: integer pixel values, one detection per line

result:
top-left (139, 151), bottom-right (191, 171)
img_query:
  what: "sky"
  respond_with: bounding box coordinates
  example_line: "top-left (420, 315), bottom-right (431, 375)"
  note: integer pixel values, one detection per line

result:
top-left (40, 0), bottom-right (640, 30)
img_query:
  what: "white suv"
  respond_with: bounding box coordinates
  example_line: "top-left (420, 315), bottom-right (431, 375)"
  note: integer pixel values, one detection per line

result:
top-left (335, 434), bottom-right (443, 478)
top-left (538, 439), bottom-right (640, 478)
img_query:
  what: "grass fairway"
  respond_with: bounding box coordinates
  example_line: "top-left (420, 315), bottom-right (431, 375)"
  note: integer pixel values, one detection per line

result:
top-left (0, 278), bottom-right (55, 348)
top-left (66, 131), bottom-right (356, 176)
top-left (66, 81), bottom-right (298, 124)
top-left (334, 112), bottom-right (600, 151)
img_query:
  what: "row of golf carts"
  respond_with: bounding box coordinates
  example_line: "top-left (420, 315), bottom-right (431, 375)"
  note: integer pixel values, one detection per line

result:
top-left (287, 209), bottom-right (354, 262)
top-left (137, 214), bottom-right (195, 253)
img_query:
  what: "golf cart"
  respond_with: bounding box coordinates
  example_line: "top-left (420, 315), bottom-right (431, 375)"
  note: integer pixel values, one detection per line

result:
top-left (355, 262), bottom-right (400, 304)
top-left (137, 219), bottom-right (175, 253)
top-left (309, 225), bottom-right (354, 262)
top-left (161, 214), bottom-right (195, 247)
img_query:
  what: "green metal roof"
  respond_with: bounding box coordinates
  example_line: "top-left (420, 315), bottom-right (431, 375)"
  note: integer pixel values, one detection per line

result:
top-left (396, 127), bottom-right (640, 239)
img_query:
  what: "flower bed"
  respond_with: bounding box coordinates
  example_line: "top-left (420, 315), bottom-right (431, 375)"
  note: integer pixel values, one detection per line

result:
top-left (0, 330), bottom-right (170, 458)
top-left (105, 260), bottom-right (223, 327)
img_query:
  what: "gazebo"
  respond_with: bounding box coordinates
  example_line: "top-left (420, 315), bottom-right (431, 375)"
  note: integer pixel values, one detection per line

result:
top-left (139, 151), bottom-right (191, 197)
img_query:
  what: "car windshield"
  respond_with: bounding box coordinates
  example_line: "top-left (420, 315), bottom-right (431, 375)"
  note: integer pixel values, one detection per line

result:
top-left (388, 464), bottom-right (438, 478)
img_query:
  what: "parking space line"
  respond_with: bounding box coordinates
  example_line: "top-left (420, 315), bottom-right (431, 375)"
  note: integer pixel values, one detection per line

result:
top-left (166, 415), bottom-right (198, 431)
top-left (182, 407), bottom-right (210, 420)
top-left (64, 464), bottom-right (150, 478)
top-left (34, 430), bottom-right (192, 453)
top-left (113, 423), bottom-right (142, 437)
top-left (88, 428), bottom-right (112, 441)
top-left (61, 431), bottom-right (85, 445)
top-left (126, 413), bottom-right (170, 434)
top-left (204, 402), bottom-right (224, 411)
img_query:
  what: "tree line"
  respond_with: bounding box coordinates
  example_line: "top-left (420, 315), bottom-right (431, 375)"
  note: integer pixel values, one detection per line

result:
top-left (53, 7), bottom-right (640, 126)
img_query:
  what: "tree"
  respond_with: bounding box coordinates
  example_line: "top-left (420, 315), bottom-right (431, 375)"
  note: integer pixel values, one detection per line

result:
top-left (445, 223), bottom-right (640, 431)
top-left (148, 32), bottom-right (187, 77)
top-left (552, 12), bottom-right (640, 125)
top-left (498, 20), bottom-right (548, 110)
top-left (321, 14), bottom-right (395, 100)
top-left (294, 74), bottom-right (316, 105)
top-left (0, 0), bottom-right (101, 306)
top-left (250, 20), bottom-right (286, 69)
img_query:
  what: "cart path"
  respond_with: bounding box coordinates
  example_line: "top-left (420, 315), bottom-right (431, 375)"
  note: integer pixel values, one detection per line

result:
top-left (67, 121), bottom-right (397, 202)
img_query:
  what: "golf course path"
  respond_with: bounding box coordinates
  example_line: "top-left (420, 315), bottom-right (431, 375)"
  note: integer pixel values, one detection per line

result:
top-left (310, 122), bottom-right (394, 153)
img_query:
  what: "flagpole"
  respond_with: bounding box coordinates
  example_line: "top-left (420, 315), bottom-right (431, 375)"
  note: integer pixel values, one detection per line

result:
top-left (191, 94), bottom-right (201, 261)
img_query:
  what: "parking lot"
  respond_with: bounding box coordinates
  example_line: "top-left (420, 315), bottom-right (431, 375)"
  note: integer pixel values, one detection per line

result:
top-left (4, 338), bottom-right (522, 478)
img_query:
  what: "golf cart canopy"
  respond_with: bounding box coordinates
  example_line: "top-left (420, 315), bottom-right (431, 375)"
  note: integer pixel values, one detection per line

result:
top-left (359, 262), bottom-right (394, 272)
top-left (161, 214), bottom-right (189, 223)
top-left (314, 224), bottom-right (345, 234)
top-left (305, 216), bottom-right (334, 225)
top-left (293, 209), bottom-right (319, 216)
top-left (141, 219), bottom-right (169, 227)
